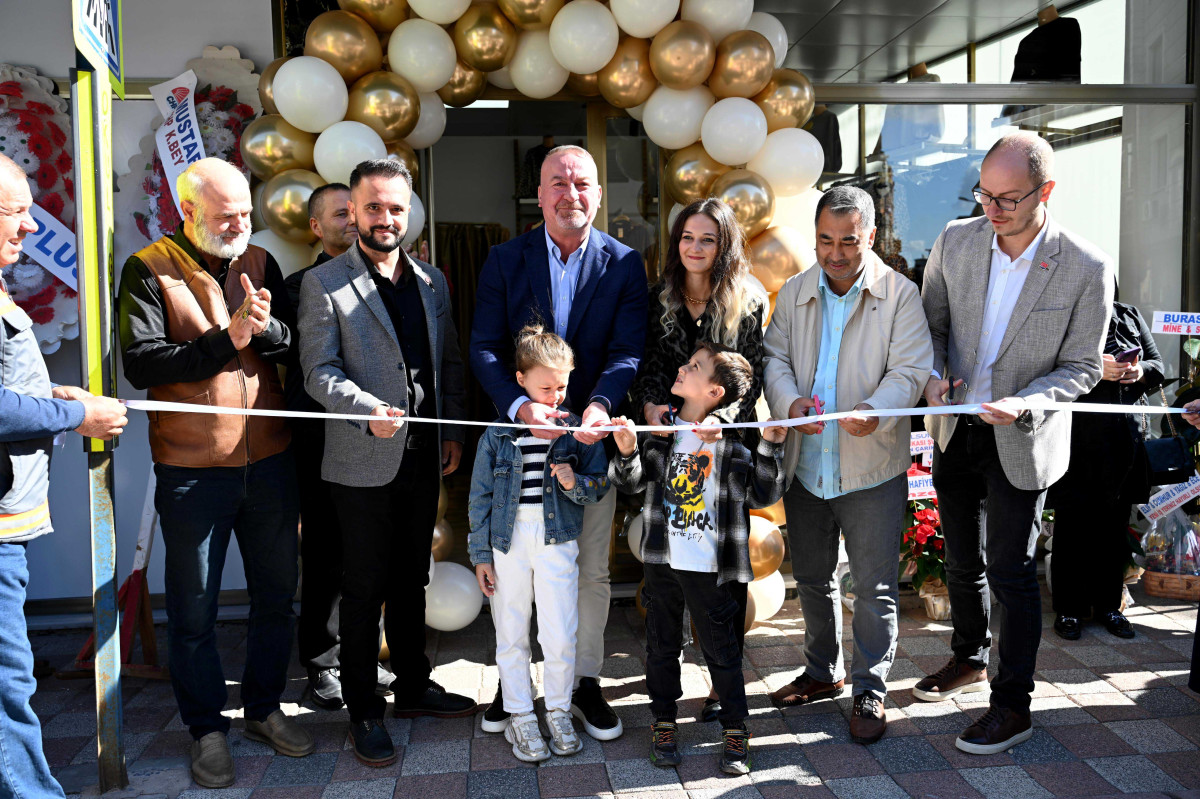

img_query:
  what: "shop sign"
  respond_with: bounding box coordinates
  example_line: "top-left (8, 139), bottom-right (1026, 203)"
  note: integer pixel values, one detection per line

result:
top-left (72, 0), bottom-right (124, 98)
top-left (1152, 311), bottom-right (1200, 335)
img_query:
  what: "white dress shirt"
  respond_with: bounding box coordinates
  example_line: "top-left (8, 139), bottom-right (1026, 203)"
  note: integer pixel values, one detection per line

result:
top-left (964, 213), bottom-right (1050, 405)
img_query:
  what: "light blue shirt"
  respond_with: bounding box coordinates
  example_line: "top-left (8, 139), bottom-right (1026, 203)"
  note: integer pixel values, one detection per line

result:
top-left (507, 226), bottom-right (592, 421)
top-left (795, 269), bottom-right (884, 499)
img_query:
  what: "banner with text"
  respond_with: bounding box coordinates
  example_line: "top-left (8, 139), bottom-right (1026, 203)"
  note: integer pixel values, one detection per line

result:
top-left (25, 203), bottom-right (77, 290)
top-left (1152, 311), bottom-right (1200, 336)
top-left (1138, 473), bottom-right (1200, 522)
top-left (150, 71), bottom-right (205, 218)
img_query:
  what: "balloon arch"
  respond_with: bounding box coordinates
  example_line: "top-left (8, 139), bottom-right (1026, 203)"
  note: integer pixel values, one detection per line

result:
top-left (242, 0), bottom-right (824, 301)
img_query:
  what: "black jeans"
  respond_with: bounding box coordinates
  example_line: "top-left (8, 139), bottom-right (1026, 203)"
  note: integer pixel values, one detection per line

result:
top-left (330, 439), bottom-right (440, 722)
top-left (643, 562), bottom-right (748, 727)
top-left (932, 423), bottom-right (1045, 713)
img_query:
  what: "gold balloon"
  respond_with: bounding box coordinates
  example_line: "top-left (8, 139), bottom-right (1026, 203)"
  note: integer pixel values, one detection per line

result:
top-left (650, 20), bottom-right (715, 90)
top-left (748, 516), bottom-right (785, 580)
top-left (498, 0), bottom-right (564, 30)
top-left (240, 115), bottom-right (317, 181)
top-left (750, 498), bottom-right (787, 527)
top-left (749, 225), bottom-right (814, 292)
top-left (261, 169), bottom-right (324, 244)
top-left (347, 70), bottom-right (421, 142)
top-left (250, 181), bottom-right (267, 232)
top-left (338, 0), bottom-right (408, 33)
top-left (566, 71), bottom-right (601, 97)
top-left (432, 518), bottom-right (454, 562)
top-left (386, 140), bottom-right (420, 185)
top-left (712, 169), bottom-right (775, 241)
top-left (665, 143), bottom-right (729, 205)
top-left (753, 68), bottom-right (816, 132)
top-left (258, 57), bottom-right (291, 116)
top-left (767, 291), bottom-right (777, 326)
top-left (437, 482), bottom-right (448, 524)
top-left (454, 2), bottom-right (518, 72)
top-left (709, 30), bottom-right (775, 99)
top-left (438, 59), bottom-right (488, 107)
top-left (304, 10), bottom-right (383, 84)
top-left (598, 37), bottom-right (656, 109)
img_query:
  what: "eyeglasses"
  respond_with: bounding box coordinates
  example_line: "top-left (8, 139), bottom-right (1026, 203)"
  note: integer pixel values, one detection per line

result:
top-left (972, 182), bottom-right (1049, 212)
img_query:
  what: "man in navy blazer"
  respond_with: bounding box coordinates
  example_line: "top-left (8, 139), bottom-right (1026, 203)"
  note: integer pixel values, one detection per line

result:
top-left (471, 145), bottom-right (647, 741)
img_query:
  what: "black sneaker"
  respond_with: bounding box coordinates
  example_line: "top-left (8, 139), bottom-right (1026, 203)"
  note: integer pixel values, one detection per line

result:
top-left (392, 680), bottom-right (477, 719)
top-left (649, 720), bottom-right (682, 767)
top-left (721, 726), bottom-right (752, 775)
top-left (348, 719), bottom-right (395, 766)
top-left (701, 697), bottom-right (721, 723)
top-left (306, 667), bottom-right (343, 710)
top-left (570, 677), bottom-right (623, 741)
top-left (481, 683), bottom-right (508, 733)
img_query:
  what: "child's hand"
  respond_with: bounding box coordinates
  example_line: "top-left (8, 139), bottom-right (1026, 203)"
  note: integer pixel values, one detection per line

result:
top-left (693, 414), bottom-right (723, 443)
top-left (611, 416), bottom-right (637, 456)
top-left (551, 462), bottom-right (576, 490)
top-left (762, 419), bottom-right (787, 443)
top-left (475, 564), bottom-right (497, 597)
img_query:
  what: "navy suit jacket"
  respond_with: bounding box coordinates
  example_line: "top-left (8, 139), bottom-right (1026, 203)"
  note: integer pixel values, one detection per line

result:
top-left (471, 226), bottom-right (648, 417)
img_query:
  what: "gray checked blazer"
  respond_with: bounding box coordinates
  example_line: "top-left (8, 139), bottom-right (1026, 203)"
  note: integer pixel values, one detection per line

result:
top-left (298, 244), bottom-right (466, 487)
top-left (922, 213), bottom-right (1114, 491)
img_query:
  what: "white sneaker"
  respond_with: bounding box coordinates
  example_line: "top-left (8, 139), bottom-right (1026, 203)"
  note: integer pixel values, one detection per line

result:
top-left (545, 708), bottom-right (583, 756)
top-left (504, 712), bottom-right (551, 762)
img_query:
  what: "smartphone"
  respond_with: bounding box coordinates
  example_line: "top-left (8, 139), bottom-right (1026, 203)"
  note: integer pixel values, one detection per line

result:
top-left (1114, 347), bottom-right (1141, 363)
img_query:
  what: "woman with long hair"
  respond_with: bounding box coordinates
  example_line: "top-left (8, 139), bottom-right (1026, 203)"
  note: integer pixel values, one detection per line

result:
top-left (631, 197), bottom-right (767, 441)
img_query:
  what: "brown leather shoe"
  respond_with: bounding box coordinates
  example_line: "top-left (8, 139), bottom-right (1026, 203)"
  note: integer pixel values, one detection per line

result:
top-left (912, 657), bottom-right (987, 702)
top-left (849, 693), bottom-right (886, 744)
top-left (955, 704), bottom-right (1032, 755)
top-left (769, 673), bottom-right (844, 706)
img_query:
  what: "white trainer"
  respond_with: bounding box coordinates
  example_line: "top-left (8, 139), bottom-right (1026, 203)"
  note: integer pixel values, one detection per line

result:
top-left (545, 708), bottom-right (583, 756)
top-left (504, 712), bottom-right (551, 762)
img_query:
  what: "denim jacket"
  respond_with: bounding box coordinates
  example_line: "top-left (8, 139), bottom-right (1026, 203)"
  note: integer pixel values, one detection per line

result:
top-left (468, 416), bottom-right (610, 565)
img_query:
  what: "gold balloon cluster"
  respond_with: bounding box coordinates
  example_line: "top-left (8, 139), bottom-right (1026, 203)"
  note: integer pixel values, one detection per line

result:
top-left (305, 10), bottom-right (383, 84)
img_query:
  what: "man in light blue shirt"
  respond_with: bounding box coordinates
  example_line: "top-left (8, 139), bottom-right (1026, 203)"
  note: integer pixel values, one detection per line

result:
top-left (763, 186), bottom-right (933, 744)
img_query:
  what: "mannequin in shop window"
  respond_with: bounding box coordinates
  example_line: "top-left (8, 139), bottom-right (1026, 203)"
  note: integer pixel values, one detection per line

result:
top-left (804, 105), bottom-right (842, 174)
top-left (876, 64), bottom-right (945, 156)
top-left (518, 135), bottom-right (556, 199)
top-left (1000, 6), bottom-right (1082, 118)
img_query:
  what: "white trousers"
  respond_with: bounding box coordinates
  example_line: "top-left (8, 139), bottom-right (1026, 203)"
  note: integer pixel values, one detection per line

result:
top-left (575, 488), bottom-right (616, 682)
top-left (492, 516), bottom-right (580, 714)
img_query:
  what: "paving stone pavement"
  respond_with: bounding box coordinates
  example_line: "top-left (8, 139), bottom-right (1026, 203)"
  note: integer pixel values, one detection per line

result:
top-left (33, 581), bottom-right (1199, 798)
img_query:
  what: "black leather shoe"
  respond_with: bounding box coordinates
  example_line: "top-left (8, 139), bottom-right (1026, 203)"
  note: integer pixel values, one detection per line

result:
top-left (481, 683), bottom-right (509, 733)
top-left (701, 697), bottom-right (721, 723)
top-left (349, 719), bottom-right (395, 766)
top-left (1053, 614), bottom-right (1082, 641)
top-left (571, 677), bottom-right (623, 740)
top-left (392, 680), bottom-right (477, 719)
top-left (1099, 610), bottom-right (1135, 639)
top-left (376, 664), bottom-right (395, 697)
top-left (306, 667), bottom-right (344, 710)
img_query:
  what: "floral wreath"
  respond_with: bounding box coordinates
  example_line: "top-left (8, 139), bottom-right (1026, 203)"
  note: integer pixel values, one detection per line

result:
top-left (134, 84), bottom-right (256, 242)
top-left (0, 64), bottom-right (79, 353)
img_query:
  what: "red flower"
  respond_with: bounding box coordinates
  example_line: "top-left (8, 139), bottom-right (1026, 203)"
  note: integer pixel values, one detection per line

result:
top-left (917, 523), bottom-right (936, 539)
top-left (135, 212), bottom-right (151, 241)
top-left (933, 537), bottom-right (944, 551)
top-left (232, 103), bottom-right (254, 120)
top-left (27, 306), bottom-right (54, 325)
top-left (912, 542), bottom-right (923, 556)
top-left (24, 101), bottom-right (54, 116)
top-left (60, 286), bottom-right (76, 299)
top-left (14, 110), bottom-right (43, 134)
top-left (27, 133), bottom-right (52, 160)
top-left (63, 177), bottom-right (73, 200)
top-left (915, 529), bottom-right (929, 545)
top-left (24, 285), bottom-right (56, 307)
top-left (44, 121), bottom-right (66, 148)
top-left (34, 163), bottom-right (57, 190)
top-left (0, 82), bottom-right (22, 97)
top-left (40, 193), bottom-right (63, 219)
top-left (55, 152), bottom-right (72, 175)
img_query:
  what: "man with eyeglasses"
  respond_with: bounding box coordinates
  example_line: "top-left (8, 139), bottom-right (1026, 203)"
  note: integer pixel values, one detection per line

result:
top-left (118, 158), bottom-right (313, 788)
top-left (916, 132), bottom-right (1112, 755)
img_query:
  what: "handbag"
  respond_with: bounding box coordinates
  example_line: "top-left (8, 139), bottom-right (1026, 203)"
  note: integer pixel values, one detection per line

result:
top-left (1143, 388), bottom-right (1195, 486)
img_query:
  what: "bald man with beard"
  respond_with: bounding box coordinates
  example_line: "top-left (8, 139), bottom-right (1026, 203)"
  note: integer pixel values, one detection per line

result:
top-left (118, 158), bottom-right (313, 788)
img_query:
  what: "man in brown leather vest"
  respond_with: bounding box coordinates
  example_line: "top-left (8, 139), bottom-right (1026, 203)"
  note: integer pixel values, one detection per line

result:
top-left (117, 158), bottom-right (313, 789)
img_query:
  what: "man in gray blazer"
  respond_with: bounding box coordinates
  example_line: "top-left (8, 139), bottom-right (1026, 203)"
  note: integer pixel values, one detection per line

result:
top-left (916, 132), bottom-right (1113, 755)
top-left (299, 159), bottom-right (474, 767)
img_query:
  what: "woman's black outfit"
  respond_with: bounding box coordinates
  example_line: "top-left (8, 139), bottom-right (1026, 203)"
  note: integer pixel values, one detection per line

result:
top-left (1048, 302), bottom-right (1164, 623)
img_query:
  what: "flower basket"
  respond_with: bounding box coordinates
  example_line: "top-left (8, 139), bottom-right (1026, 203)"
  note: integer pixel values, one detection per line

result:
top-left (900, 497), bottom-right (948, 618)
top-left (918, 578), bottom-right (952, 620)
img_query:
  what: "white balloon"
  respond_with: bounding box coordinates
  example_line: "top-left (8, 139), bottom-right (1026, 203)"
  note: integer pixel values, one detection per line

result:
top-left (627, 101), bottom-right (646, 121)
top-left (314, 121), bottom-right (388, 186)
top-left (272, 56), bottom-right (348, 133)
top-left (404, 92), bottom-right (448, 150)
top-left (625, 511), bottom-right (645, 562)
top-left (770, 187), bottom-right (823, 248)
top-left (747, 569), bottom-right (785, 621)
top-left (746, 12), bottom-right (788, 69)
top-left (488, 64), bottom-right (516, 90)
top-left (642, 84), bottom-right (714, 150)
top-left (610, 0), bottom-right (678, 41)
top-left (426, 554), bottom-right (435, 592)
top-left (249, 230), bottom-right (318, 277)
top-left (510, 31), bottom-right (569, 99)
top-left (747, 127), bottom-right (824, 198)
top-left (425, 561), bottom-right (484, 631)
top-left (667, 202), bottom-right (684, 230)
top-left (548, 0), bottom-right (619, 76)
top-left (408, 0), bottom-right (471, 25)
top-left (403, 193), bottom-right (426, 247)
top-left (388, 18), bottom-right (458, 93)
top-left (700, 97), bottom-right (767, 166)
top-left (680, 0), bottom-right (753, 44)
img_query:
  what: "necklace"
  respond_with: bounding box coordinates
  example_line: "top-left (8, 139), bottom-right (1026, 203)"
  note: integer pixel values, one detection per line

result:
top-left (682, 291), bottom-right (710, 305)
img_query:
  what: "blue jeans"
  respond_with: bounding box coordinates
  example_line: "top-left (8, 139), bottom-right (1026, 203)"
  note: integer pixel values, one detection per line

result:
top-left (0, 542), bottom-right (65, 798)
top-left (155, 451), bottom-right (299, 739)
top-left (783, 474), bottom-right (907, 699)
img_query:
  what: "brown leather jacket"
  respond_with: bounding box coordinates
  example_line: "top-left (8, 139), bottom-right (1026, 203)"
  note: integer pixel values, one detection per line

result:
top-left (119, 233), bottom-right (290, 468)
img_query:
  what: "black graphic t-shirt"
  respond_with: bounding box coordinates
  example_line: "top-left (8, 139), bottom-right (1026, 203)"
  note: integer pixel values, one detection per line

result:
top-left (664, 426), bottom-right (719, 573)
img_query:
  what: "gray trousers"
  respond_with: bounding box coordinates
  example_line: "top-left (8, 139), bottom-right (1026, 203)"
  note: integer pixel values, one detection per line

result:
top-left (782, 473), bottom-right (907, 699)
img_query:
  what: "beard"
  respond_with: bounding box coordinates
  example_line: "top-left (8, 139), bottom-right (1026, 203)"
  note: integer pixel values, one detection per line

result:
top-left (360, 225), bottom-right (402, 253)
top-left (193, 219), bottom-right (250, 260)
